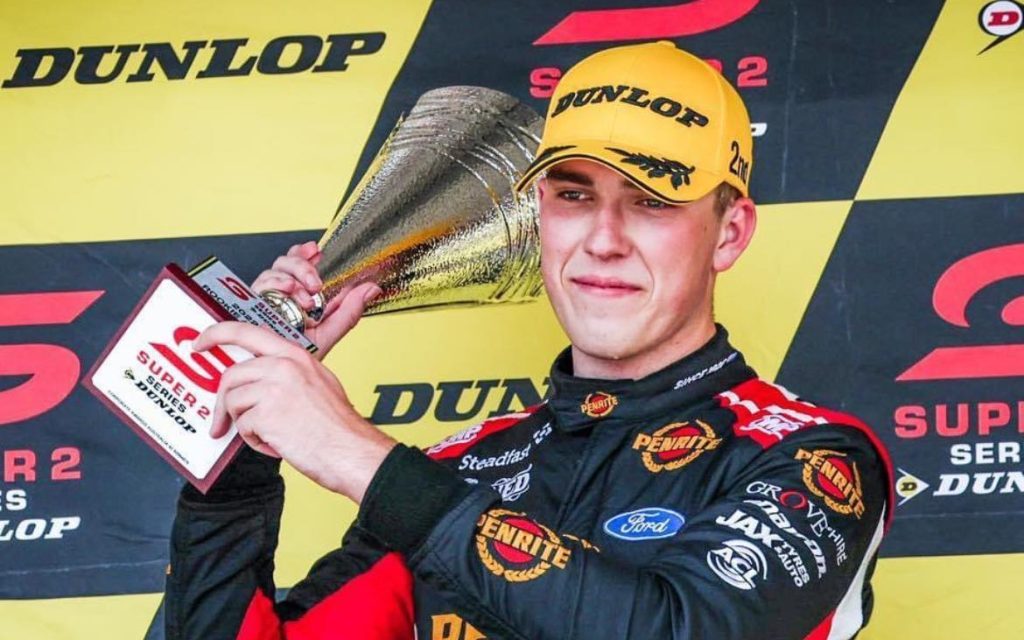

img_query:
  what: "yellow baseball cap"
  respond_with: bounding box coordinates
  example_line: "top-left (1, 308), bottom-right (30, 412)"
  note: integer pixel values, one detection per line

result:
top-left (515, 41), bottom-right (753, 203)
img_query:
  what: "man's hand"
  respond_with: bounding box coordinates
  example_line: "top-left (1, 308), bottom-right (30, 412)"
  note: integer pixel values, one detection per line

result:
top-left (251, 240), bottom-right (382, 358)
top-left (194, 322), bottom-right (396, 504)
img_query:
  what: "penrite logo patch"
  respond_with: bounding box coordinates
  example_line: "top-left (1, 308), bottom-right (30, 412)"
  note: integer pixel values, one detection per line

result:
top-left (581, 391), bottom-right (618, 418)
top-left (475, 509), bottom-right (572, 582)
top-left (633, 420), bottom-right (722, 473)
top-left (603, 507), bottom-right (685, 541)
top-left (794, 448), bottom-right (866, 519)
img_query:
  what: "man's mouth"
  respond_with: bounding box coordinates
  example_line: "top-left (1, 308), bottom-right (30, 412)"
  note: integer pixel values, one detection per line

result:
top-left (569, 276), bottom-right (644, 297)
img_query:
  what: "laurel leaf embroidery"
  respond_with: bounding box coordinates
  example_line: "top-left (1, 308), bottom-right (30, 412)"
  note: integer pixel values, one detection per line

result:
top-left (606, 147), bottom-right (695, 190)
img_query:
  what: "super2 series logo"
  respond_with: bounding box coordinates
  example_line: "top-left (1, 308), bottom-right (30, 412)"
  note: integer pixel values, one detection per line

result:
top-left (633, 420), bottom-right (722, 473)
top-left (894, 243), bottom-right (1024, 504)
top-left (529, 1), bottom-right (770, 137)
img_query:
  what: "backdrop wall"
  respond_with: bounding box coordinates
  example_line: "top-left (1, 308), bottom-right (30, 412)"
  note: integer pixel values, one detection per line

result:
top-left (1, 1), bottom-right (1022, 637)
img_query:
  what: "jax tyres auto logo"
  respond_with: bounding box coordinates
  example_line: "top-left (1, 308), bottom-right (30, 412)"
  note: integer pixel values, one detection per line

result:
top-left (633, 420), bottom-right (722, 473)
top-left (794, 448), bottom-right (866, 519)
top-left (706, 539), bottom-right (768, 591)
top-left (581, 391), bottom-right (618, 418)
top-left (476, 509), bottom-right (572, 582)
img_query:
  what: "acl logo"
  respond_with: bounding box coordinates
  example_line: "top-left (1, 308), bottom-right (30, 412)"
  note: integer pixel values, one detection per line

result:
top-left (706, 539), bottom-right (768, 591)
top-left (0, 291), bottom-right (104, 426)
top-left (979, 1), bottom-right (1023, 54)
top-left (898, 243), bottom-right (1024, 381)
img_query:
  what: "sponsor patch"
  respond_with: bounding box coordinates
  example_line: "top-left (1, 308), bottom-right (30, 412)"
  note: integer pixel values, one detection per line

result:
top-left (459, 444), bottom-right (531, 472)
top-left (706, 539), bottom-right (768, 591)
top-left (795, 448), bottom-right (866, 518)
top-left (475, 509), bottom-right (572, 583)
top-left (739, 414), bottom-right (802, 441)
top-left (492, 464), bottom-right (532, 502)
top-left (581, 391), bottom-right (618, 418)
top-left (633, 420), bottom-right (722, 473)
top-left (674, 351), bottom-right (738, 390)
top-left (603, 507), bottom-right (685, 541)
top-left (716, 509), bottom-right (811, 587)
top-left (427, 423), bottom-right (483, 456)
top-left (743, 499), bottom-right (827, 579)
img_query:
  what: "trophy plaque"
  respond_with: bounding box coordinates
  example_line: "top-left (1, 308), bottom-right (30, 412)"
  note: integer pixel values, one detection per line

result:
top-left (84, 85), bottom-right (544, 492)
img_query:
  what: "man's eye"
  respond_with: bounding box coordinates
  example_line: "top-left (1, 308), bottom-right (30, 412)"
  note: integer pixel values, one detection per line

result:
top-left (558, 190), bottom-right (586, 201)
top-left (639, 198), bottom-right (668, 209)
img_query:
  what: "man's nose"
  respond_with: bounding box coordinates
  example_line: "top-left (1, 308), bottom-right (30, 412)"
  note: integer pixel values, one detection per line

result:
top-left (582, 204), bottom-right (631, 260)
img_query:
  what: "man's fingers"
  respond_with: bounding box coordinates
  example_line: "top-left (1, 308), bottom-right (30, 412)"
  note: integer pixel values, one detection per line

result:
top-left (252, 273), bottom-right (316, 310)
top-left (194, 321), bottom-right (300, 358)
top-left (272, 255), bottom-right (321, 292)
top-left (287, 241), bottom-right (320, 261)
top-left (231, 403), bottom-right (284, 458)
top-left (314, 282), bottom-right (381, 349)
top-left (223, 381), bottom-right (262, 422)
top-left (209, 358), bottom-right (281, 437)
top-left (252, 271), bottom-right (298, 295)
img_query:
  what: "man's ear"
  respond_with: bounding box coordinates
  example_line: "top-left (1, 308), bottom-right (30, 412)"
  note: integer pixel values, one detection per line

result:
top-left (712, 197), bottom-right (757, 273)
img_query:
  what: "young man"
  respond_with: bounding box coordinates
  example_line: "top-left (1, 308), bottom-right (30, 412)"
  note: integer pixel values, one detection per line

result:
top-left (166, 42), bottom-right (893, 640)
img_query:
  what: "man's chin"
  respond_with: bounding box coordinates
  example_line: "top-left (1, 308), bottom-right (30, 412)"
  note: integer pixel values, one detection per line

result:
top-left (567, 332), bottom-right (643, 364)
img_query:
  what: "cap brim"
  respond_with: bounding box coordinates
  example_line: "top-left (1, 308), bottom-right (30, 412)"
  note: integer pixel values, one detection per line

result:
top-left (514, 141), bottom-right (726, 204)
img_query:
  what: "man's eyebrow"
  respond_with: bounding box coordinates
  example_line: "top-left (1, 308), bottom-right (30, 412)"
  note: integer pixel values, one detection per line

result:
top-left (545, 167), bottom-right (644, 192)
top-left (545, 167), bottom-right (593, 186)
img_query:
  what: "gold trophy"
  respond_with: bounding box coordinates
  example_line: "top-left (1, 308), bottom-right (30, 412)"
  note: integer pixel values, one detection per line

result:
top-left (262, 86), bottom-right (546, 330)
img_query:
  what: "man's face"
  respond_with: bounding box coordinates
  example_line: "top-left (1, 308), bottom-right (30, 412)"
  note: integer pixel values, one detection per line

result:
top-left (537, 159), bottom-right (724, 367)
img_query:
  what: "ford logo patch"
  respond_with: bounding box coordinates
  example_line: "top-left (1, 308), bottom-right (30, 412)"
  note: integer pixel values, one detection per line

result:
top-left (603, 507), bottom-right (685, 541)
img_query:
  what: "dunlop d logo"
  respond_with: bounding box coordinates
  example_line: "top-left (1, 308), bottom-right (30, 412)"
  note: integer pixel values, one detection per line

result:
top-left (633, 420), bottom-right (722, 473)
top-left (581, 391), bottom-right (618, 418)
top-left (475, 509), bottom-right (572, 582)
top-left (794, 448), bottom-right (866, 519)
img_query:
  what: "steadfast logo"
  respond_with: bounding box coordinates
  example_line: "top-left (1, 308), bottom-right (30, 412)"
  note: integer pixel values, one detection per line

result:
top-left (2, 33), bottom-right (385, 88)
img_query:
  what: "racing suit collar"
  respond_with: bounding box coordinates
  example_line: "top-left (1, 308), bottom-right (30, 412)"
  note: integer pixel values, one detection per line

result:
top-left (546, 324), bottom-right (756, 432)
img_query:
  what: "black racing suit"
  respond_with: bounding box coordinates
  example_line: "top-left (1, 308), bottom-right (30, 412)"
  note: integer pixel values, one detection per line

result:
top-left (165, 326), bottom-right (893, 640)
